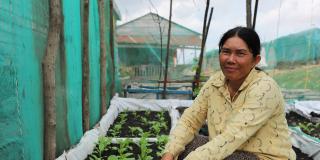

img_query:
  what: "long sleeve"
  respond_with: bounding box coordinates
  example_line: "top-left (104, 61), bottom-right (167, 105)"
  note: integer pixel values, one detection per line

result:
top-left (163, 81), bottom-right (211, 157)
top-left (185, 78), bottom-right (281, 160)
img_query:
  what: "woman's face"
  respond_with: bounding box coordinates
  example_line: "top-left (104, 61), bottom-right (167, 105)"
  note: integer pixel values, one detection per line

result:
top-left (219, 36), bottom-right (260, 82)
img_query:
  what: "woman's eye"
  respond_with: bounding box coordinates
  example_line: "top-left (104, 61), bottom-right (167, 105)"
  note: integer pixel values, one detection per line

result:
top-left (221, 50), bottom-right (231, 54)
top-left (237, 52), bottom-right (246, 57)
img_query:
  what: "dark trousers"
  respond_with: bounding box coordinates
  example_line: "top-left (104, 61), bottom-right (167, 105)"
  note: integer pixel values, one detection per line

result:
top-left (178, 135), bottom-right (259, 160)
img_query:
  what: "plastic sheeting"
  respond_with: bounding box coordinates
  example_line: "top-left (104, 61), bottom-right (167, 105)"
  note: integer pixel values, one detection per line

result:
top-left (56, 96), bottom-right (193, 160)
top-left (286, 100), bottom-right (320, 123)
top-left (290, 127), bottom-right (320, 160)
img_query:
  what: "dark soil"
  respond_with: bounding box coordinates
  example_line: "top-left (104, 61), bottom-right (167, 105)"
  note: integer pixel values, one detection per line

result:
top-left (286, 111), bottom-right (320, 138)
top-left (86, 141), bottom-right (162, 160)
top-left (176, 106), bottom-right (188, 115)
top-left (293, 146), bottom-right (313, 160)
top-left (106, 111), bottom-right (171, 137)
top-left (311, 112), bottom-right (320, 118)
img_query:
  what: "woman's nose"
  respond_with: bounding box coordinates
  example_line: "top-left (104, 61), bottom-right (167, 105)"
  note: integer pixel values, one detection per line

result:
top-left (226, 53), bottom-right (236, 63)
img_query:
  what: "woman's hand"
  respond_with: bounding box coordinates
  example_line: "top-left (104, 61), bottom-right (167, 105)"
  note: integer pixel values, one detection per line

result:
top-left (161, 152), bottom-right (174, 160)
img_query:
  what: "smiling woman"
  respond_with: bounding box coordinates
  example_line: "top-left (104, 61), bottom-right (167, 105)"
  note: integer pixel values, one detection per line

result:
top-left (218, 27), bottom-right (261, 100)
top-left (161, 27), bottom-right (296, 160)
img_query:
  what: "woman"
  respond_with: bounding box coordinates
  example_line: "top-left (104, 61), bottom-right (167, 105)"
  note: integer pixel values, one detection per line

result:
top-left (162, 27), bottom-right (296, 160)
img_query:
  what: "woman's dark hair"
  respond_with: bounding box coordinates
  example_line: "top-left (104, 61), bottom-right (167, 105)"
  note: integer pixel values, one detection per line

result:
top-left (218, 26), bottom-right (261, 57)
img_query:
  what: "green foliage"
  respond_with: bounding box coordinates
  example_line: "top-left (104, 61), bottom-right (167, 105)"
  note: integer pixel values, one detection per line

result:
top-left (90, 155), bottom-right (102, 160)
top-left (140, 116), bottom-right (148, 124)
top-left (110, 138), bottom-right (134, 160)
top-left (156, 135), bottom-right (169, 157)
top-left (138, 132), bottom-right (153, 160)
top-left (193, 86), bottom-right (201, 96)
top-left (149, 120), bottom-right (167, 135)
top-left (149, 121), bottom-right (162, 135)
top-left (108, 112), bottom-right (129, 137)
top-left (149, 110), bottom-right (168, 135)
top-left (109, 123), bottom-right (122, 137)
top-left (89, 137), bottom-right (112, 160)
top-left (119, 112), bottom-right (128, 123)
top-left (299, 122), bottom-right (315, 134)
top-left (129, 126), bottom-right (144, 136)
top-left (97, 137), bottom-right (112, 155)
top-left (107, 155), bottom-right (118, 160)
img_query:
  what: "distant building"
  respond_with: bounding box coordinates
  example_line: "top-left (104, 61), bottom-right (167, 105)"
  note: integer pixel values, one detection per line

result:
top-left (117, 12), bottom-right (202, 65)
top-left (116, 12), bottom-right (202, 79)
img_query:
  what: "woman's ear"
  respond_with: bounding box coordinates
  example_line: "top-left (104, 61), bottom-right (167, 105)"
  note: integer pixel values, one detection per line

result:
top-left (254, 55), bottom-right (261, 66)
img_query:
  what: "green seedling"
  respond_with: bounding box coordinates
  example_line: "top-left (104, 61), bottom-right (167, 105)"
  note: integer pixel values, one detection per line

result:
top-left (299, 122), bottom-right (315, 134)
top-left (110, 138), bottom-right (134, 160)
top-left (90, 137), bottom-right (112, 160)
top-left (129, 126), bottom-right (144, 136)
top-left (119, 112), bottom-right (128, 124)
top-left (156, 135), bottom-right (169, 157)
top-left (109, 123), bottom-right (122, 137)
top-left (140, 116), bottom-right (148, 124)
top-left (149, 121), bottom-right (162, 135)
top-left (138, 132), bottom-right (153, 160)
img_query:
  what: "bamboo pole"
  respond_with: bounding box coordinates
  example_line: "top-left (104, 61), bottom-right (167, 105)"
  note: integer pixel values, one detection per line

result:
top-left (193, 0), bottom-right (213, 91)
top-left (42, 0), bottom-right (61, 159)
top-left (252, 0), bottom-right (259, 29)
top-left (162, 0), bottom-right (173, 99)
top-left (98, 0), bottom-right (107, 116)
top-left (82, 0), bottom-right (90, 132)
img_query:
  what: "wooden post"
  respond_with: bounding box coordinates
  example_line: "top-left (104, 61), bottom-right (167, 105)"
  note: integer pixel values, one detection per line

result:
top-left (109, 0), bottom-right (115, 96)
top-left (162, 0), bottom-right (173, 99)
top-left (246, 0), bottom-right (252, 28)
top-left (82, 0), bottom-right (90, 132)
top-left (42, 0), bottom-right (61, 159)
top-left (98, 0), bottom-right (107, 116)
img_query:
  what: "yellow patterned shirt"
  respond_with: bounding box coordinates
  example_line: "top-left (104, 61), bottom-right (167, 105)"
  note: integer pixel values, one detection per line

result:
top-left (164, 69), bottom-right (296, 160)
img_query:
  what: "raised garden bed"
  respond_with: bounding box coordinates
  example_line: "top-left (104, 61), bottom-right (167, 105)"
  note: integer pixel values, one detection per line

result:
top-left (106, 111), bottom-right (171, 137)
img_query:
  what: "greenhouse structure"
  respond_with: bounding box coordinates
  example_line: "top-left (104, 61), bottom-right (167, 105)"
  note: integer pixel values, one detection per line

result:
top-left (1, 0), bottom-right (320, 160)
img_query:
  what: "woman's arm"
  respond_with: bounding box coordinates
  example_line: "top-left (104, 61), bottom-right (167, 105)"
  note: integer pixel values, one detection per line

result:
top-left (161, 153), bottom-right (174, 160)
top-left (163, 80), bottom-right (211, 157)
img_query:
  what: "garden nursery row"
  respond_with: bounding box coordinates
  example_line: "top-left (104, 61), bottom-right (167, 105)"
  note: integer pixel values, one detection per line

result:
top-left (56, 96), bottom-right (320, 160)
